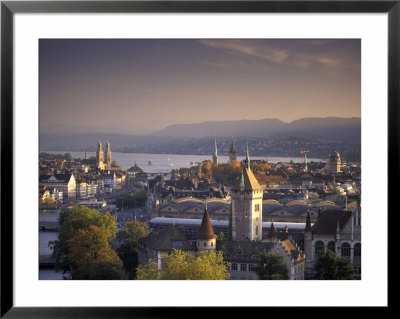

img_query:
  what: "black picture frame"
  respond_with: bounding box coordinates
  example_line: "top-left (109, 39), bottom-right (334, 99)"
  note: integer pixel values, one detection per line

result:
top-left (1, 0), bottom-right (395, 317)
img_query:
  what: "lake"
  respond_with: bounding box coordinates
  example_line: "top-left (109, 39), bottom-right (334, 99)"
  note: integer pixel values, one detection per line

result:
top-left (42, 151), bottom-right (325, 173)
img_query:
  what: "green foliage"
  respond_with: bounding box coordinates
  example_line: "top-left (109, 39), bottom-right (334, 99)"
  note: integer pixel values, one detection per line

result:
top-left (116, 190), bottom-right (148, 209)
top-left (253, 251), bottom-right (289, 280)
top-left (314, 250), bottom-right (356, 280)
top-left (211, 165), bottom-right (241, 186)
top-left (136, 249), bottom-right (230, 280)
top-left (111, 161), bottom-right (122, 170)
top-left (116, 221), bottom-right (149, 278)
top-left (51, 205), bottom-right (117, 273)
top-left (40, 197), bottom-right (56, 205)
top-left (67, 225), bottom-right (122, 279)
top-left (87, 261), bottom-right (128, 280)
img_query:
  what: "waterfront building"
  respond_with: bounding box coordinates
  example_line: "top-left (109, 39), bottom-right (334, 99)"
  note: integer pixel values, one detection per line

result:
top-left (39, 173), bottom-right (76, 200)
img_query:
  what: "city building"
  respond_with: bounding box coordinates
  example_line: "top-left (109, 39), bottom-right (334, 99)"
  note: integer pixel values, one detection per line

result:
top-left (303, 207), bottom-right (361, 279)
top-left (39, 173), bottom-right (76, 200)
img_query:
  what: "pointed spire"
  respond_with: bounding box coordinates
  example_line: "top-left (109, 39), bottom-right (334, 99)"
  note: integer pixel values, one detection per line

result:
top-left (197, 207), bottom-right (216, 240)
top-left (267, 221), bottom-right (277, 239)
top-left (214, 134), bottom-right (218, 157)
top-left (245, 140), bottom-right (251, 170)
top-left (213, 134), bottom-right (218, 165)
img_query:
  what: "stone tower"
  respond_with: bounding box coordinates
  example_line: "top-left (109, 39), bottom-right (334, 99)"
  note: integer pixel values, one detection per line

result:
top-left (212, 135), bottom-right (218, 165)
top-left (96, 140), bottom-right (104, 170)
top-left (196, 207), bottom-right (217, 251)
top-left (329, 151), bottom-right (341, 173)
top-left (231, 163), bottom-right (263, 241)
top-left (105, 141), bottom-right (112, 168)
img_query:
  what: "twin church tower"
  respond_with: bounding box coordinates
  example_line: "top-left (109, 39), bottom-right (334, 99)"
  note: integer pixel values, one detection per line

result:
top-left (96, 140), bottom-right (112, 170)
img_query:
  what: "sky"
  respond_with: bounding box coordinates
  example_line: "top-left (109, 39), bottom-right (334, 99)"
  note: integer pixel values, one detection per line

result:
top-left (39, 39), bottom-right (361, 135)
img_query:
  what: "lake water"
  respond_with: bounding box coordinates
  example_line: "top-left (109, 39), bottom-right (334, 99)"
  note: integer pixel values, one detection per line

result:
top-left (42, 151), bottom-right (324, 173)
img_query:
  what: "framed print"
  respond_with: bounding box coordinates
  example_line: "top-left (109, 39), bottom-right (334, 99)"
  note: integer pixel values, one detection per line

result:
top-left (1, 0), bottom-right (396, 317)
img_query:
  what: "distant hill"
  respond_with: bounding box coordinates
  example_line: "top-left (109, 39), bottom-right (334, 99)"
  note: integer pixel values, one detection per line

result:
top-left (151, 117), bottom-right (361, 143)
top-left (39, 117), bottom-right (361, 158)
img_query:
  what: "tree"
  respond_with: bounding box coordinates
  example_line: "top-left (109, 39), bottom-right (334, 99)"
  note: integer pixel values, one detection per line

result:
top-left (87, 261), bottom-right (128, 280)
top-left (116, 221), bottom-right (149, 278)
top-left (314, 250), bottom-right (356, 280)
top-left (253, 251), bottom-right (289, 280)
top-left (67, 225), bottom-right (122, 279)
top-left (51, 205), bottom-right (117, 273)
top-left (136, 249), bottom-right (230, 280)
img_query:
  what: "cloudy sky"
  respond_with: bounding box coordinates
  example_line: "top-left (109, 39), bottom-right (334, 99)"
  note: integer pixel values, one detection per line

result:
top-left (39, 39), bottom-right (361, 134)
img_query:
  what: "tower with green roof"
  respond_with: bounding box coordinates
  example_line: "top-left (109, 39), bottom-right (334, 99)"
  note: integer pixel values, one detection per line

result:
top-left (230, 147), bottom-right (263, 241)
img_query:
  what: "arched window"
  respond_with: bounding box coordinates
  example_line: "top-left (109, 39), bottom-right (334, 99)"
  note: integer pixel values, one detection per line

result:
top-left (203, 242), bottom-right (207, 247)
top-left (315, 241), bottom-right (324, 254)
top-left (341, 243), bottom-right (351, 257)
top-left (354, 243), bottom-right (361, 257)
top-left (328, 241), bottom-right (336, 252)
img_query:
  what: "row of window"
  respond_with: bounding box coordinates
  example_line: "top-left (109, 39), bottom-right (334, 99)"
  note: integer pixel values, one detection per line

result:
top-left (229, 263), bottom-right (255, 272)
top-left (315, 241), bottom-right (361, 257)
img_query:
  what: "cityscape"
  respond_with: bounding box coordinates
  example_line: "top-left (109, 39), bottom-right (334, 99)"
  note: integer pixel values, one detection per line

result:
top-left (39, 39), bottom-right (361, 281)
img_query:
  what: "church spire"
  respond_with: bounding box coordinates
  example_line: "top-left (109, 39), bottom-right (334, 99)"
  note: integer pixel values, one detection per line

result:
top-left (229, 137), bottom-right (237, 160)
top-left (244, 140), bottom-right (251, 170)
top-left (212, 134), bottom-right (218, 165)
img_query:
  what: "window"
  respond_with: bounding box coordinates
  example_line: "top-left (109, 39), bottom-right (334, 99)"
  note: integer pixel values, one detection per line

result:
top-left (315, 241), bottom-right (324, 254)
top-left (354, 243), bottom-right (361, 257)
top-left (256, 226), bottom-right (259, 235)
top-left (328, 241), bottom-right (336, 252)
top-left (341, 243), bottom-right (351, 257)
top-left (248, 264), bottom-right (254, 272)
top-left (211, 242), bottom-right (213, 247)
top-left (240, 264), bottom-right (247, 272)
top-left (231, 263), bottom-right (237, 271)
top-left (204, 242), bottom-right (207, 247)
top-left (255, 204), bottom-right (260, 212)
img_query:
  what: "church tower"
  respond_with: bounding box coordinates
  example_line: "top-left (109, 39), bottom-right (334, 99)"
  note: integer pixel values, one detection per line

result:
top-left (96, 140), bottom-right (104, 170)
top-left (231, 148), bottom-right (263, 241)
top-left (212, 135), bottom-right (218, 165)
top-left (196, 207), bottom-right (217, 251)
top-left (105, 141), bottom-right (112, 168)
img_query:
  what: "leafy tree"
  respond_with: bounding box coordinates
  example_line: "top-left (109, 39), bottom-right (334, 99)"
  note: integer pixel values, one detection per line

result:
top-left (40, 197), bottom-right (55, 205)
top-left (116, 221), bottom-right (149, 278)
top-left (111, 161), bottom-right (123, 170)
top-left (87, 261), bottom-right (128, 280)
top-left (253, 251), bottom-right (289, 280)
top-left (67, 225), bottom-right (122, 279)
top-left (136, 249), bottom-right (230, 280)
top-left (51, 205), bottom-right (117, 272)
top-left (314, 250), bottom-right (356, 280)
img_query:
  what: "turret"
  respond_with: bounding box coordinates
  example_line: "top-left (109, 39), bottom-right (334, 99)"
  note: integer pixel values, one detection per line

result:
top-left (196, 207), bottom-right (217, 251)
